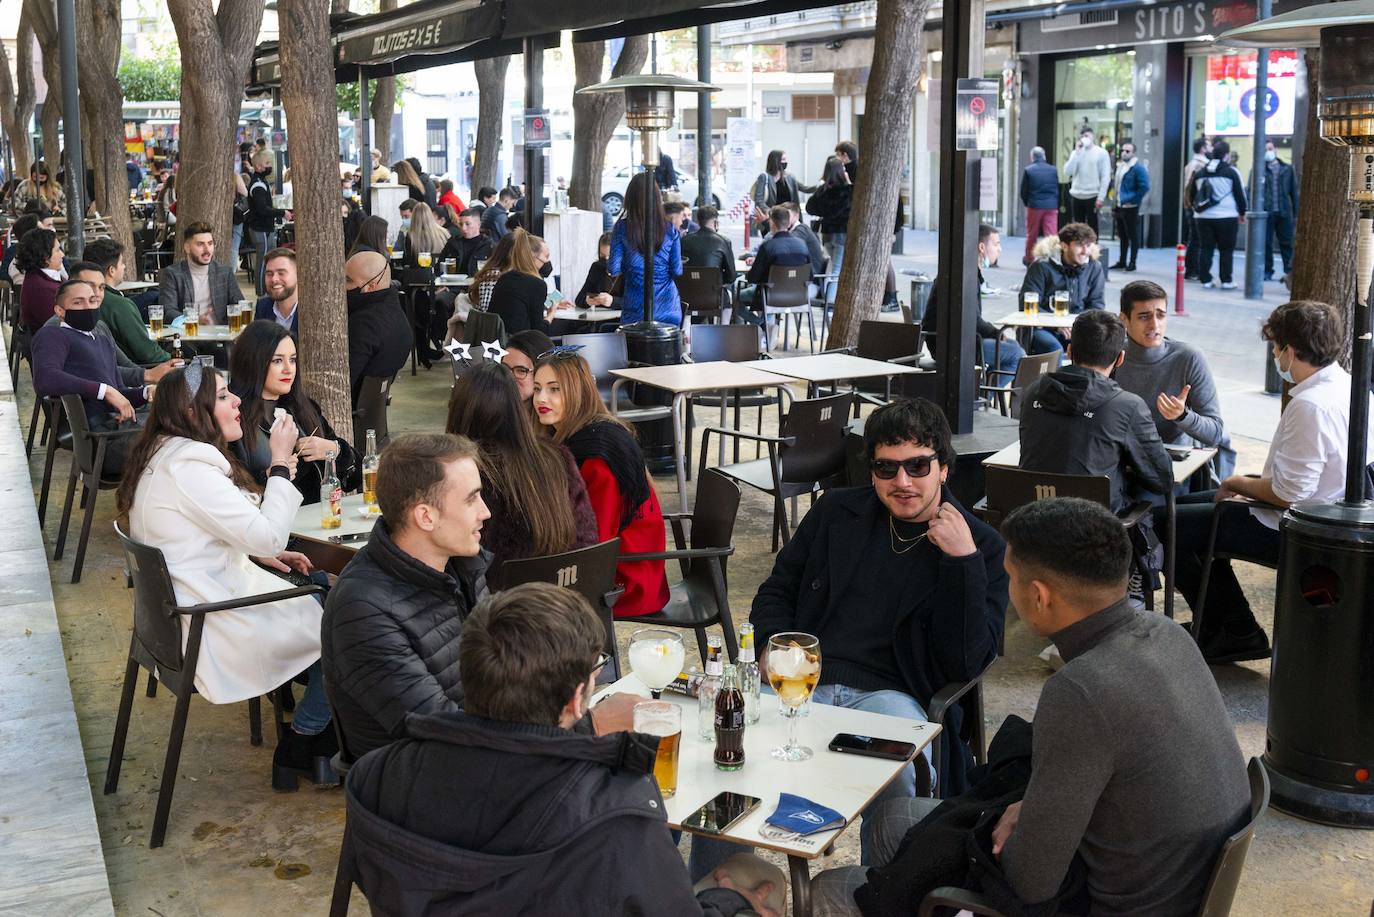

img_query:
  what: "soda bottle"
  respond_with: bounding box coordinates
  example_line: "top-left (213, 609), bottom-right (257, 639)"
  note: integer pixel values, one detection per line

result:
top-left (738, 624), bottom-right (761, 725)
top-left (320, 449), bottom-right (343, 529)
top-left (698, 634), bottom-right (723, 739)
top-left (171, 335), bottom-right (183, 362)
top-left (362, 429), bottom-right (380, 510)
top-left (714, 663), bottom-right (746, 771)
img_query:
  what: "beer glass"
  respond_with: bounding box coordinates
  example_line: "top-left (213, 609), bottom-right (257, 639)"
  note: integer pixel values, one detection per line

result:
top-left (1022, 291), bottom-right (1040, 317)
top-left (417, 251), bottom-right (433, 269)
top-left (183, 311), bottom-right (199, 338)
top-left (767, 633), bottom-right (821, 761)
top-left (444, 258), bottom-right (458, 276)
top-left (629, 629), bottom-right (685, 699)
top-left (634, 701), bottom-right (682, 798)
top-left (227, 302), bottom-right (241, 333)
top-left (148, 304), bottom-right (163, 335)
top-left (1053, 291), bottom-right (1070, 317)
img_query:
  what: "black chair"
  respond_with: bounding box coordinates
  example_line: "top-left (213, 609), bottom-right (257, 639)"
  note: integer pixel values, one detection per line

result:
top-left (495, 538), bottom-right (625, 680)
top-left (54, 394), bottom-right (140, 584)
top-left (462, 308), bottom-right (508, 349)
top-left (35, 397), bottom-right (72, 525)
top-left (676, 265), bottom-right (728, 325)
top-left (1188, 498), bottom-right (1278, 644)
top-left (624, 469), bottom-right (741, 665)
top-left (918, 757), bottom-right (1270, 917)
top-left (400, 267), bottom-right (435, 375)
top-left (980, 349), bottom-right (1060, 418)
top-left (702, 391), bottom-right (852, 551)
top-left (840, 320), bottom-right (930, 401)
top-left (757, 263), bottom-right (815, 353)
top-left (104, 523), bottom-right (322, 848)
top-left (561, 331), bottom-right (673, 425)
top-left (685, 323), bottom-right (780, 467)
top-left (352, 375), bottom-right (393, 452)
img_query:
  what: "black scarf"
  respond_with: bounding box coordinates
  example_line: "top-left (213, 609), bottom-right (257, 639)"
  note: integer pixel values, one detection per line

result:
top-left (565, 421), bottom-right (651, 531)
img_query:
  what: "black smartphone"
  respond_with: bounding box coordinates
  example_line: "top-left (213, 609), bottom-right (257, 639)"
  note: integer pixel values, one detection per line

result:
top-left (682, 792), bottom-right (762, 835)
top-left (828, 733), bottom-right (918, 761)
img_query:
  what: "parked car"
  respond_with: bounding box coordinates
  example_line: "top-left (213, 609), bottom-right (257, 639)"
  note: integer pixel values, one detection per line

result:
top-left (600, 167), bottom-right (720, 218)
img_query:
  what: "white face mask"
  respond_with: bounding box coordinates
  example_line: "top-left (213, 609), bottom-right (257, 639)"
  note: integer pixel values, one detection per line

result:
top-left (1274, 348), bottom-right (1296, 384)
top-left (1265, 150), bottom-right (1277, 162)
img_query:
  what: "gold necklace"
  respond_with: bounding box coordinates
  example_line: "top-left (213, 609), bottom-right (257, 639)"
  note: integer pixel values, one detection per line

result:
top-left (889, 515), bottom-right (930, 555)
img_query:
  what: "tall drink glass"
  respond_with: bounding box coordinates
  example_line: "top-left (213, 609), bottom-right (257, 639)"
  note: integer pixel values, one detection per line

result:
top-left (629, 629), bottom-right (685, 699)
top-left (1053, 291), bottom-right (1070, 317)
top-left (1022, 291), bottom-right (1040, 317)
top-left (148, 304), bottom-right (163, 335)
top-left (766, 633), bottom-right (821, 761)
top-left (634, 701), bottom-right (682, 797)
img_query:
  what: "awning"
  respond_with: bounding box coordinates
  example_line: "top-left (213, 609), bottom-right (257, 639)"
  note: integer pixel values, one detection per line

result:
top-left (503, 0), bottom-right (844, 43)
top-left (334, 0), bottom-right (512, 80)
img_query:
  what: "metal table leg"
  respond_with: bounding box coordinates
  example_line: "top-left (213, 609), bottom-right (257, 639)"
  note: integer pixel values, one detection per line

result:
top-left (673, 391), bottom-right (688, 514)
top-left (789, 855), bottom-right (812, 917)
top-left (1164, 488), bottom-right (1177, 619)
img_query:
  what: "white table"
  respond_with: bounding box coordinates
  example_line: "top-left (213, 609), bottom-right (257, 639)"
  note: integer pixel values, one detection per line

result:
top-left (608, 362), bottom-right (794, 513)
top-left (602, 673), bottom-right (939, 917)
top-left (553, 307), bottom-right (621, 323)
top-left (984, 442), bottom-right (1217, 618)
top-left (741, 354), bottom-right (928, 399)
top-left (116, 279), bottom-right (157, 294)
top-left (289, 493), bottom-right (375, 574)
top-left (992, 310), bottom-right (1077, 332)
top-left (155, 325), bottom-right (240, 343)
top-left (436, 274), bottom-right (471, 288)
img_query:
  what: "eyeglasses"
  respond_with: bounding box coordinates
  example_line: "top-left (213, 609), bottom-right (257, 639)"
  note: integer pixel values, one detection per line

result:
top-left (505, 363), bottom-right (533, 379)
top-left (870, 455), bottom-right (937, 480)
top-left (591, 652), bottom-right (612, 676)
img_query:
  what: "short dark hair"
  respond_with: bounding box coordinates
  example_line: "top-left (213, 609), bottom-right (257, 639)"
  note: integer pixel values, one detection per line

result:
top-left (835, 140), bottom-right (858, 163)
top-left (1193, 138), bottom-right (1209, 154)
top-left (459, 208), bottom-right (481, 223)
top-left (1002, 497), bottom-right (1131, 589)
top-left (181, 221), bottom-right (214, 244)
top-left (406, 156), bottom-right (424, 174)
top-left (1119, 280), bottom-right (1168, 316)
top-left (769, 205), bottom-right (790, 229)
top-left (55, 278), bottom-right (98, 303)
top-left (376, 433), bottom-right (480, 532)
top-left (1058, 222), bottom-right (1097, 246)
top-left (264, 247), bottom-right (296, 267)
top-left (1211, 140), bottom-right (1230, 161)
top-left (399, 199), bottom-right (417, 213)
top-left (21, 200), bottom-right (51, 219)
top-left (506, 328), bottom-right (554, 363)
top-left (695, 205), bottom-right (718, 226)
top-left (663, 201), bottom-right (688, 215)
top-left (1262, 300), bottom-right (1345, 368)
top-left (439, 178), bottom-right (454, 193)
top-left (459, 583), bottom-right (604, 725)
top-left (1068, 311), bottom-right (1126, 369)
top-left (978, 223), bottom-right (999, 245)
top-left (477, 186), bottom-right (498, 200)
top-left (863, 397), bottom-right (955, 468)
top-left (83, 238), bottom-right (124, 275)
top-left (499, 187), bottom-right (519, 203)
top-left (69, 260), bottom-right (103, 279)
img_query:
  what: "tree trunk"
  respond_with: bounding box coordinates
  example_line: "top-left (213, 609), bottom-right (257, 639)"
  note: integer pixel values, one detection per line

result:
top-left (1288, 47), bottom-right (1361, 368)
top-left (13, 21), bottom-right (37, 177)
top-left (280, 0), bottom-right (351, 436)
top-left (75, 0), bottom-right (134, 258)
top-left (0, 26), bottom-right (33, 181)
top-left (369, 0), bottom-right (398, 167)
top-left (825, 0), bottom-right (931, 350)
top-left (472, 55), bottom-right (510, 191)
top-left (569, 35), bottom-right (649, 211)
top-left (166, 0), bottom-right (266, 267)
top-left (24, 0), bottom-right (62, 169)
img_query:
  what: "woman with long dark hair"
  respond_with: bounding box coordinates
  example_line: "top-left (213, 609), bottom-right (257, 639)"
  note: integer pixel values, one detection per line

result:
top-left (750, 149), bottom-right (814, 236)
top-left (609, 172), bottom-right (682, 325)
top-left (341, 198), bottom-right (366, 255)
top-left (805, 156), bottom-right (853, 305)
top-left (349, 214), bottom-right (390, 257)
top-left (446, 361), bottom-right (597, 580)
top-left (228, 320), bottom-right (360, 503)
top-left (17, 227), bottom-right (66, 328)
top-left (117, 363), bottom-right (337, 789)
top-left (531, 352), bottom-right (668, 617)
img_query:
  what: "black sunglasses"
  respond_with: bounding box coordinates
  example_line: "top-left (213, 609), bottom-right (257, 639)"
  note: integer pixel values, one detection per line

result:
top-left (870, 456), bottom-right (937, 480)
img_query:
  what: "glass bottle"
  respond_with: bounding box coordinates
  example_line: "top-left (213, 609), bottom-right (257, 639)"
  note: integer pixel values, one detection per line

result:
top-left (738, 624), bottom-right (761, 725)
top-left (714, 663), bottom-right (746, 771)
top-left (362, 429), bottom-right (380, 510)
top-left (320, 449), bottom-right (343, 529)
top-left (171, 334), bottom-right (183, 362)
top-left (697, 634), bottom-right (724, 740)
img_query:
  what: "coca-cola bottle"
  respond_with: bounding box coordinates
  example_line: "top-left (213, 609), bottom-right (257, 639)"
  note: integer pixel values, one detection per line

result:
top-left (714, 663), bottom-right (746, 771)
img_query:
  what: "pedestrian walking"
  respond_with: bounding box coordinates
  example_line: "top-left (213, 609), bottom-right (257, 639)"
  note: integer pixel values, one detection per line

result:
top-left (1256, 140), bottom-right (1298, 281)
top-left (1110, 141), bottom-right (1150, 272)
top-left (1181, 138), bottom-right (1211, 279)
top-left (1019, 146), bottom-right (1060, 266)
top-left (1063, 128), bottom-right (1111, 234)
top-left (1190, 140), bottom-right (1247, 290)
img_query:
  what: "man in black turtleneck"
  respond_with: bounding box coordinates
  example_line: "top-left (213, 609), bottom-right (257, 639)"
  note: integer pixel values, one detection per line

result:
top-left (344, 250), bottom-right (413, 405)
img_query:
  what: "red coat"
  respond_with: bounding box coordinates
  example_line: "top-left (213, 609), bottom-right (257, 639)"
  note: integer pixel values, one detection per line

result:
top-left (438, 191), bottom-right (466, 215)
top-left (579, 458), bottom-right (669, 617)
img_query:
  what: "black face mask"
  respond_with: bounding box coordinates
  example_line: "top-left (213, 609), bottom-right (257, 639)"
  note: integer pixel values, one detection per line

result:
top-left (539, 261), bottom-right (553, 279)
top-left (64, 309), bottom-right (99, 332)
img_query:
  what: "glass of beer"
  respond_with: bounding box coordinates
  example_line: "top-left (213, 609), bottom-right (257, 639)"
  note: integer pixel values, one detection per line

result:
top-left (386, 243), bottom-right (394, 257)
top-left (634, 701), bottom-right (682, 798)
top-left (227, 302), bottom-right (241, 333)
top-left (1053, 291), bottom-right (1070, 317)
top-left (183, 311), bottom-right (199, 338)
top-left (767, 633), bottom-right (821, 761)
top-left (148, 304), bottom-right (163, 335)
top-left (1022, 291), bottom-right (1040, 317)
top-left (417, 251), bottom-right (432, 269)
top-left (444, 258), bottom-right (458, 276)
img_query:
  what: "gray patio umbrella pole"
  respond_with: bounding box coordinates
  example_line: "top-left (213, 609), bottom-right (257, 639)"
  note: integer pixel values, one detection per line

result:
top-left (56, 0), bottom-right (85, 257)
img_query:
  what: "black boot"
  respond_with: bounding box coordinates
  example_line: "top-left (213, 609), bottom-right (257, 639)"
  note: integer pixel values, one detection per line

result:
top-left (272, 728), bottom-right (337, 791)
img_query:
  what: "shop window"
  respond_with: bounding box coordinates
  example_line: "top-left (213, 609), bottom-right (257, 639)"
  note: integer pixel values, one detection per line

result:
top-left (791, 94), bottom-right (836, 121)
top-left (1053, 51), bottom-right (1135, 173)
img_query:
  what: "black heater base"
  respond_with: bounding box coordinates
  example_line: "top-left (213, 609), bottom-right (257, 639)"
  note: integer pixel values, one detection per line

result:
top-left (1263, 758), bottom-right (1374, 829)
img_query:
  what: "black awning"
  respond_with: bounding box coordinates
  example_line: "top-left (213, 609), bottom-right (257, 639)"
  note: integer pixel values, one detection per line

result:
top-left (335, 0), bottom-right (507, 77)
top-left (499, 0), bottom-right (842, 44)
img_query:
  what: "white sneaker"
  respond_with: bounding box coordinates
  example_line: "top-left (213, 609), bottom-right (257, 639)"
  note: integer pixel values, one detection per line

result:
top-left (1201, 281), bottom-right (1217, 289)
top-left (1220, 282), bottom-right (1238, 290)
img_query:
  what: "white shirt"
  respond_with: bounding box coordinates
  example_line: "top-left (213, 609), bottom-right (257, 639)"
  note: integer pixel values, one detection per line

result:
top-left (188, 260), bottom-right (212, 322)
top-left (1255, 362), bottom-right (1373, 530)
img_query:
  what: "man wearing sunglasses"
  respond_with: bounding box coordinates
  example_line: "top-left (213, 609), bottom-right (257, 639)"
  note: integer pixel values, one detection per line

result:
top-left (345, 250), bottom-right (413, 404)
top-left (750, 398), bottom-right (1008, 858)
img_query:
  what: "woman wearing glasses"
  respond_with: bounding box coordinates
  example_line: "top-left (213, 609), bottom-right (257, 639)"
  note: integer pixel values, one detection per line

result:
top-left (530, 352), bottom-right (669, 617)
top-left (446, 361), bottom-right (597, 580)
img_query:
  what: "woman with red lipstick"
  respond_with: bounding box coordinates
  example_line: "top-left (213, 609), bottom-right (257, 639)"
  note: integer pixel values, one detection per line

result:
top-left (229, 320), bottom-right (361, 503)
top-left (531, 352), bottom-right (669, 617)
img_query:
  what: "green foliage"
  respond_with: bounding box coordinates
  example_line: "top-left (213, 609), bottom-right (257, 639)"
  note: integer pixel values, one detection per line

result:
top-left (336, 76), bottom-right (409, 118)
top-left (119, 56), bottom-right (183, 102)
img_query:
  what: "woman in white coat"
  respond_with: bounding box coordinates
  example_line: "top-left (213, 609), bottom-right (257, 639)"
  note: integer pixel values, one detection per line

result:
top-left (116, 361), bottom-right (337, 790)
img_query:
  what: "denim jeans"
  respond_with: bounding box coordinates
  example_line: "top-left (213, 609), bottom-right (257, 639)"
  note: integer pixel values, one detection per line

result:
top-left (982, 336), bottom-right (1025, 377)
top-left (1028, 328), bottom-right (1064, 355)
top-left (290, 660), bottom-right (331, 736)
top-left (249, 228), bottom-right (276, 295)
top-left (822, 233), bottom-right (846, 305)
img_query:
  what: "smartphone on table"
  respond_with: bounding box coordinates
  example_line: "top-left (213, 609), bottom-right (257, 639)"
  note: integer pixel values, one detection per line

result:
top-left (682, 791), bottom-right (763, 836)
top-left (828, 733), bottom-right (918, 761)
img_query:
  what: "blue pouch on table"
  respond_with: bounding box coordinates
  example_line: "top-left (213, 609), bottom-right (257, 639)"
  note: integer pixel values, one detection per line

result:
top-left (764, 793), bottom-right (846, 838)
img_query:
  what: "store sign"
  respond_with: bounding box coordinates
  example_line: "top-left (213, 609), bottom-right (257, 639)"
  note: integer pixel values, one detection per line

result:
top-left (1022, 0), bottom-right (1258, 53)
top-left (524, 110), bottom-right (551, 150)
top-left (1204, 50), bottom-right (1298, 137)
top-left (336, 1), bottom-right (492, 66)
top-left (955, 79), bottom-right (1000, 151)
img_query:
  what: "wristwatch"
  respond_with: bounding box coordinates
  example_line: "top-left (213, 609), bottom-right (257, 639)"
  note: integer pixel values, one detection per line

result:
top-left (268, 464), bottom-right (292, 479)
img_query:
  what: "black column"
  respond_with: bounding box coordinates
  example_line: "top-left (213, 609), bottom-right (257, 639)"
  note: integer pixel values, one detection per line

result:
top-left (696, 25), bottom-right (712, 208)
top-left (57, 0), bottom-right (85, 256)
top-left (524, 36), bottom-right (545, 238)
top-left (359, 73), bottom-right (372, 216)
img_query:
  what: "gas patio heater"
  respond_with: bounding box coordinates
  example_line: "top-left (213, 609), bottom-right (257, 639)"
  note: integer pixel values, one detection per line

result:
top-left (1221, 0), bottom-right (1374, 827)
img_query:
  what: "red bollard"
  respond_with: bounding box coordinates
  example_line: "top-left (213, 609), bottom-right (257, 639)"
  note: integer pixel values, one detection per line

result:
top-left (1174, 243), bottom-right (1188, 315)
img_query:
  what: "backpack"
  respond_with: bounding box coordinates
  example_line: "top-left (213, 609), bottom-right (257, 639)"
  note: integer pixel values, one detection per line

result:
top-left (1191, 165), bottom-right (1229, 213)
top-left (232, 192), bottom-right (248, 225)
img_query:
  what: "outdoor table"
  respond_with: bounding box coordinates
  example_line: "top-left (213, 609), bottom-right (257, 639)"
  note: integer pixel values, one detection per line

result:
top-left (289, 492), bottom-right (375, 574)
top-left (991, 309), bottom-right (1077, 369)
top-left (435, 274), bottom-right (471, 288)
top-left (608, 361), bottom-right (794, 513)
top-left (154, 324), bottom-right (240, 343)
top-left (552, 307), bottom-right (620, 323)
top-left (116, 280), bottom-right (157, 294)
top-left (598, 672), bottom-right (939, 917)
top-left (740, 353), bottom-right (928, 399)
top-left (984, 442), bottom-right (1217, 618)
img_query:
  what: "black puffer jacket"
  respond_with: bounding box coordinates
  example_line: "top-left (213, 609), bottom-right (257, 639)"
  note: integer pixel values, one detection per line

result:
top-left (321, 518), bottom-right (490, 757)
top-left (341, 710), bottom-right (738, 916)
top-left (1020, 256), bottom-right (1105, 314)
top-left (1019, 364), bottom-right (1173, 513)
top-left (347, 284), bottom-right (413, 403)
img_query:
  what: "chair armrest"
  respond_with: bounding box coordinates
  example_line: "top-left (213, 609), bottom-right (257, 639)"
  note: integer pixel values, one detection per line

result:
top-left (619, 546), bottom-right (735, 563)
top-left (820, 345), bottom-right (856, 355)
top-left (854, 392), bottom-right (889, 409)
top-left (918, 887), bottom-right (1007, 917)
top-left (88, 426), bottom-right (144, 440)
top-left (889, 354), bottom-right (921, 366)
top-left (1119, 500), bottom-right (1154, 531)
top-left (699, 425), bottom-right (796, 447)
top-left (928, 674), bottom-right (985, 728)
top-left (660, 512), bottom-right (695, 522)
top-left (176, 584), bottom-right (324, 616)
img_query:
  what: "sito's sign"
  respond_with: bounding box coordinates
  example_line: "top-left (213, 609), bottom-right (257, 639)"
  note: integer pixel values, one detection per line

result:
top-left (1020, 0), bottom-right (1264, 53)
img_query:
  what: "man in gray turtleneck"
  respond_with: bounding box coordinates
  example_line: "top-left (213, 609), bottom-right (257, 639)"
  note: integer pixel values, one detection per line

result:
top-left (1114, 280), bottom-right (1225, 450)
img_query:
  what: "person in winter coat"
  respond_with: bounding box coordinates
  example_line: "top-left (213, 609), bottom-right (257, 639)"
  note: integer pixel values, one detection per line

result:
top-left (805, 156), bottom-right (853, 305)
top-left (245, 152), bottom-right (285, 296)
top-left (1018, 146), bottom-right (1060, 265)
top-left (1254, 140), bottom-right (1298, 280)
top-left (532, 352), bottom-right (670, 617)
top-left (1110, 141), bottom-right (1150, 272)
top-left (1190, 139), bottom-right (1247, 289)
top-left (1020, 222), bottom-right (1106, 354)
top-left (751, 149), bottom-right (816, 236)
top-left (1019, 310), bottom-right (1173, 514)
top-left (610, 172), bottom-right (683, 325)
top-left (1062, 128), bottom-right (1111, 233)
top-left (338, 583), bottom-right (785, 917)
top-left (344, 251), bottom-right (412, 404)
top-left (117, 362), bottom-right (337, 789)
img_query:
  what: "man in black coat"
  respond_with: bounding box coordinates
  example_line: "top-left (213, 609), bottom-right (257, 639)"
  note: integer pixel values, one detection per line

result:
top-left (343, 251), bottom-right (412, 405)
top-left (481, 188), bottom-right (517, 240)
top-left (680, 206), bottom-right (737, 284)
top-left (1020, 222), bottom-right (1106, 354)
top-left (1019, 146), bottom-right (1060, 266)
top-left (1257, 140), bottom-right (1298, 281)
top-left (751, 398), bottom-right (1008, 860)
top-left (338, 581), bottom-right (781, 916)
top-left (737, 206), bottom-right (813, 325)
top-left (440, 209), bottom-right (493, 276)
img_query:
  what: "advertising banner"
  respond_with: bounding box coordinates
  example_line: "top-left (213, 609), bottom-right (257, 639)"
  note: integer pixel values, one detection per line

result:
top-left (1204, 49), bottom-right (1298, 137)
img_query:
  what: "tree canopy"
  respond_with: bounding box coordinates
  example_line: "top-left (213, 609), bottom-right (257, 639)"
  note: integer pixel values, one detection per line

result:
top-left (118, 55), bottom-right (182, 101)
